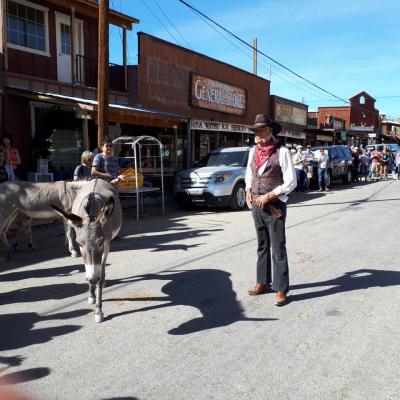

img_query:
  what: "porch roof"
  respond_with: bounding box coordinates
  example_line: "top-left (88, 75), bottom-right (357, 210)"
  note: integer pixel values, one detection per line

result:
top-left (8, 87), bottom-right (188, 128)
top-left (46, 0), bottom-right (140, 30)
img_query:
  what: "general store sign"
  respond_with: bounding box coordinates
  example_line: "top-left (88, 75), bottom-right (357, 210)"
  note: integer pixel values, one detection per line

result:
top-left (191, 74), bottom-right (247, 115)
top-left (190, 119), bottom-right (252, 133)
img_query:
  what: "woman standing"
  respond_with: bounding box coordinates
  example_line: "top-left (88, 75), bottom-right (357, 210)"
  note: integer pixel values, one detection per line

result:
top-left (381, 146), bottom-right (390, 180)
top-left (1, 134), bottom-right (21, 179)
top-left (0, 151), bottom-right (15, 183)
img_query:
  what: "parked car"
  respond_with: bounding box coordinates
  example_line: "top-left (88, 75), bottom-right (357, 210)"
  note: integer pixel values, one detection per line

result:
top-left (311, 145), bottom-right (353, 187)
top-left (174, 147), bottom-right (250, 210)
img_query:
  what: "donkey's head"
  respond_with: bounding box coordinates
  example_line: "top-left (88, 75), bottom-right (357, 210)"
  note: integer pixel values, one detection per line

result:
top-left (52, 198), bottom-right (115, 285)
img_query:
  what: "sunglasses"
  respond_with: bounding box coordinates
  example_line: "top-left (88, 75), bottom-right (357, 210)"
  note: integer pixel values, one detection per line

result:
top-left (105, 144), bottom-right (113, 148)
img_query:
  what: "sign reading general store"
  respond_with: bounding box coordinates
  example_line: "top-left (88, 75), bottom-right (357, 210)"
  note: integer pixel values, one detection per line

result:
top-left (190, 119), bottom-right (252, 133)
top-left (191, 74), bottom-right (247, 115)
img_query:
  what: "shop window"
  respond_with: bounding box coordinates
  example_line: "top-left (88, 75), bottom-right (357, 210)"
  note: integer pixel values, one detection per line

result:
top-left (7, 0), bottom-right (49, 55)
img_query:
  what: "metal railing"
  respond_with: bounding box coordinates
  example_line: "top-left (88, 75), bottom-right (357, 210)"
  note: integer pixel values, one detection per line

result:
top-left (76, 54), bottom-right (125, 92)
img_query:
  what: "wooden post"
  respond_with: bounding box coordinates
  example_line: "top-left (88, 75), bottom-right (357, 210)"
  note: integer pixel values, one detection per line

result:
top-left (123, 28), bottom-right (128, 92)
top-left (97, 0), bottom-right (109, 146)
top-left (70, 6), bottom-right (76, 84)
top-left (253, 38), bottom-right (257, 75)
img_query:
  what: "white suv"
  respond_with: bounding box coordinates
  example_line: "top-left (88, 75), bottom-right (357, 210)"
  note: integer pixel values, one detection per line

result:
top-left (174, 147), bottom-right (250, 210)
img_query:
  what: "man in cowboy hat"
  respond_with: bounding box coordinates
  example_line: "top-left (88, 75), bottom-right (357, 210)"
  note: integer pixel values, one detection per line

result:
top-left (245, 114), bottom-right (297, 306)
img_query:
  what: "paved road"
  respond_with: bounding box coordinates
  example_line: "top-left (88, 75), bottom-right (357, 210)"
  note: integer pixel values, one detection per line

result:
top-left (1, 180), bottom-right (400, 400)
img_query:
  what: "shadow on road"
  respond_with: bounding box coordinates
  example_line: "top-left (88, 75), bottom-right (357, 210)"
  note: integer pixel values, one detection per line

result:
top-left (0, 282), bottom-right (87, 305)
top-left (0, 367), bottom-right (50, 384)
top-left (104, 269), bottom-right (277, 334)
top-left (289, 268), bottom-right (400, 302)
top-left (0, 309), bottom-right (90, 352)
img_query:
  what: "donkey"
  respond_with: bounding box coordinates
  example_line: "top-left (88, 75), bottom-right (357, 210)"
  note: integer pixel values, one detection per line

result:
top-left (52, 179), bottom-right (122, 322)
top-left (0, 180), bottom-right (91, 259)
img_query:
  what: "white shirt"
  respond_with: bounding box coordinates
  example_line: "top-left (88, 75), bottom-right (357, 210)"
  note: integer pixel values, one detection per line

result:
top-left (292, 151), bottom-right (305, 170)
top-left (396, 153), bottom-right (400, 166)
top-left (245, 146), bottom-right (297, 203)
top-left (318, 153), bottom-right (329, 168)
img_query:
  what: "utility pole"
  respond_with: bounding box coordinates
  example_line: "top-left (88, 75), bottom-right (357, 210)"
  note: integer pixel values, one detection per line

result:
top-left (253, 38), bottom-right (257, 75)
top-left (97, 0), bottom-right (109, 146)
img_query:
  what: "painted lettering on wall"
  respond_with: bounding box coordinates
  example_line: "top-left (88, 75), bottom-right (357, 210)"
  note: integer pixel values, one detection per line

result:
top-left (191, 74), bottom-right (246, 115)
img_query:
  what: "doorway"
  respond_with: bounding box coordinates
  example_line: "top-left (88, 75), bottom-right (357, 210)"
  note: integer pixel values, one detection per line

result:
top-left (55, 12), bottom-right (84, 83)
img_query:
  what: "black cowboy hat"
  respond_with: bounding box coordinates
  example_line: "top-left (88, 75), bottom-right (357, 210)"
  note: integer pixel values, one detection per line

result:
top-left (250, 114), bottom-right (281, 136)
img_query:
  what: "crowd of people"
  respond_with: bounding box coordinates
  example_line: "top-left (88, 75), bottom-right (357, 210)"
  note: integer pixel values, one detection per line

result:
top-left (290, 143), bottom-right (400, 192)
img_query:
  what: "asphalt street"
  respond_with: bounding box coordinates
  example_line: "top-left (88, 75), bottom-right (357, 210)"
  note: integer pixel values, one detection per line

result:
top-left (1, 179), bottom-right (400, 400)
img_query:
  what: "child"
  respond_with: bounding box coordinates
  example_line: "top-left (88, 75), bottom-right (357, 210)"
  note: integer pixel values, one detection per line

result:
top-left (73, 151), bottom-right (94, 181)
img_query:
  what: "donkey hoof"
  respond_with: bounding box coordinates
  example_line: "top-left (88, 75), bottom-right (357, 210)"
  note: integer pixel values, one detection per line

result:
top-left (88, 297), bottom-right (95, 305)
top-left (95, 313), bottom-right (104, 323)
top-left (71, 251), bottom-right (79, 258)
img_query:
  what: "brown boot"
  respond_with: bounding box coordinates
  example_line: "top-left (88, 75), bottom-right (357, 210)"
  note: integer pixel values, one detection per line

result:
top-left (248, 283), bottom-right (270, 296)
top-left (274, 291), bottom-right (287, 306)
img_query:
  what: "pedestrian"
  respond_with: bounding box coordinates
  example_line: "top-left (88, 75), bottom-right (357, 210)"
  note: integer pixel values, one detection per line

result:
top-left (0, 150), bottom-right (15, 183)
top-left (317, 147), bottom-right (329, 191)
top-left (245, 114), bottom-right (296, 306)
top-left (381, 146), bottom-right (390, 180)
top-left (1, 134), bottom-right (21, 179)
top-left (91, 139), bottom-right (125, 183)
top-left (73, 151), bottom-right (94, 181)
top-left (293, 145), bottom-right (306, 192)
top-left (303, 145), bottom-right (314, 189)
top-left (351, 146), bottom-right (360, 182)
top-left (395, 151), bottom-right (400, 180)
top-left (370, 145), bottom-right (381, 181)
top-left (359, 149), bottom-right (369, 182)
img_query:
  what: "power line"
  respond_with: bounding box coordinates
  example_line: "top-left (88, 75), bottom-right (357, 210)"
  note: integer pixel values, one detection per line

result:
top-left (151, 0), bottom-right (194, 50)
top-left (141, 0), bottom-right (183, 46)
top-left (177, 0), bottom-right (383, 119)
top-left (177, 0), bottom-right (350, 105)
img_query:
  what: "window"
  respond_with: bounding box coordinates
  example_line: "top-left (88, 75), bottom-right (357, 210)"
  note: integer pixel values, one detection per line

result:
top-left (60, 23), bottom-right (71, 55)
top-left (7, 0), bottom-right (48, 54)
top-left (360, 95), bottom-right (366, 104)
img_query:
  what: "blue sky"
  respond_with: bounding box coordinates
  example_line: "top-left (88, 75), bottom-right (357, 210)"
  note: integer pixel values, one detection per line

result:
top-left (109, 0), bottom-right (400, 118)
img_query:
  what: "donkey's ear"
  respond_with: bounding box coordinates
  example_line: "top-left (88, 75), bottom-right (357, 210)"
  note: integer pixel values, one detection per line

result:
top-left (52, 205), bottom-right (83, 226)
top-left (96, 197), bottom-right (115, 224)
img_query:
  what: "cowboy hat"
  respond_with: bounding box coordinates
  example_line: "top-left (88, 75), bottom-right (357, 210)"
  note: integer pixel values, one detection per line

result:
top-left (250, 114), bottom-right (281, 136)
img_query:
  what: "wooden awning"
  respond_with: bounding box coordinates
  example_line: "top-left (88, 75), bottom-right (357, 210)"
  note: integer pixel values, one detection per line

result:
top-left (46, 0), bottom-right (140, 30)
top-left (8, 87), bottom-right (188, 129)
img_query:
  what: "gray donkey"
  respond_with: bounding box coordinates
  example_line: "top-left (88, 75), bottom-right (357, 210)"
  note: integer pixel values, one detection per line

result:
top-left (0, 179), bottom-right (122, 322)
top-left (0, 180), bottom-right (90, 259)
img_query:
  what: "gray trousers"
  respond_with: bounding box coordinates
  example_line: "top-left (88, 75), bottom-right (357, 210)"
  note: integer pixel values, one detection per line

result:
top-left (252, 201), bottom-right (289, 292)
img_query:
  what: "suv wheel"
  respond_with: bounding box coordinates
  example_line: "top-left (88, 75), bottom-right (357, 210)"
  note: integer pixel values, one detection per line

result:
top-left (343, 168), bottom-right (352, 185)
top-left (230, 182), bottom-right (247, 210)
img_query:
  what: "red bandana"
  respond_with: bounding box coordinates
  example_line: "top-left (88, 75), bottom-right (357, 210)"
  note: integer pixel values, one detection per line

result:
top-left (255, 140), bottom-right (276, 168)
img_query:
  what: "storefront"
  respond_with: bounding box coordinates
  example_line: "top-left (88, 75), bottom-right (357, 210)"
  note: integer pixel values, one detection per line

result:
top-left (135, 33), bottom-right (270, 168)
top-left (277, 131), bottom-right (306, 148)
top-left (189, 119), bottom-right (253, 163)
top-left (270, 96), bottom-right (308, 149)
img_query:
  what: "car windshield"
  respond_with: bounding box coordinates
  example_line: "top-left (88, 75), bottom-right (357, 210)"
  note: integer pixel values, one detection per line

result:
top-left (206, 151), bottom-right (246, 167)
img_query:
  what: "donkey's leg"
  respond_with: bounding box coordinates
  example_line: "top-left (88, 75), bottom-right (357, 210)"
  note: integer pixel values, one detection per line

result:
top-left (65, 223), bottom-right (80, 258)
top-left (25, 218), bottom-right (36, 251)
top-left (0, 209), bottom-right (18, 258)
top-left (94, 284), bottom-right (104, 323)
top-left (88, 283), bottom-right (96, 305)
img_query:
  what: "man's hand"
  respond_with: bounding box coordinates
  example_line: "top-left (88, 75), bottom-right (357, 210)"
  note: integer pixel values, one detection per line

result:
top-left (246, 190), bottom-right (252, 206)
top-left (255, 192), bottom-right (278, 208)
